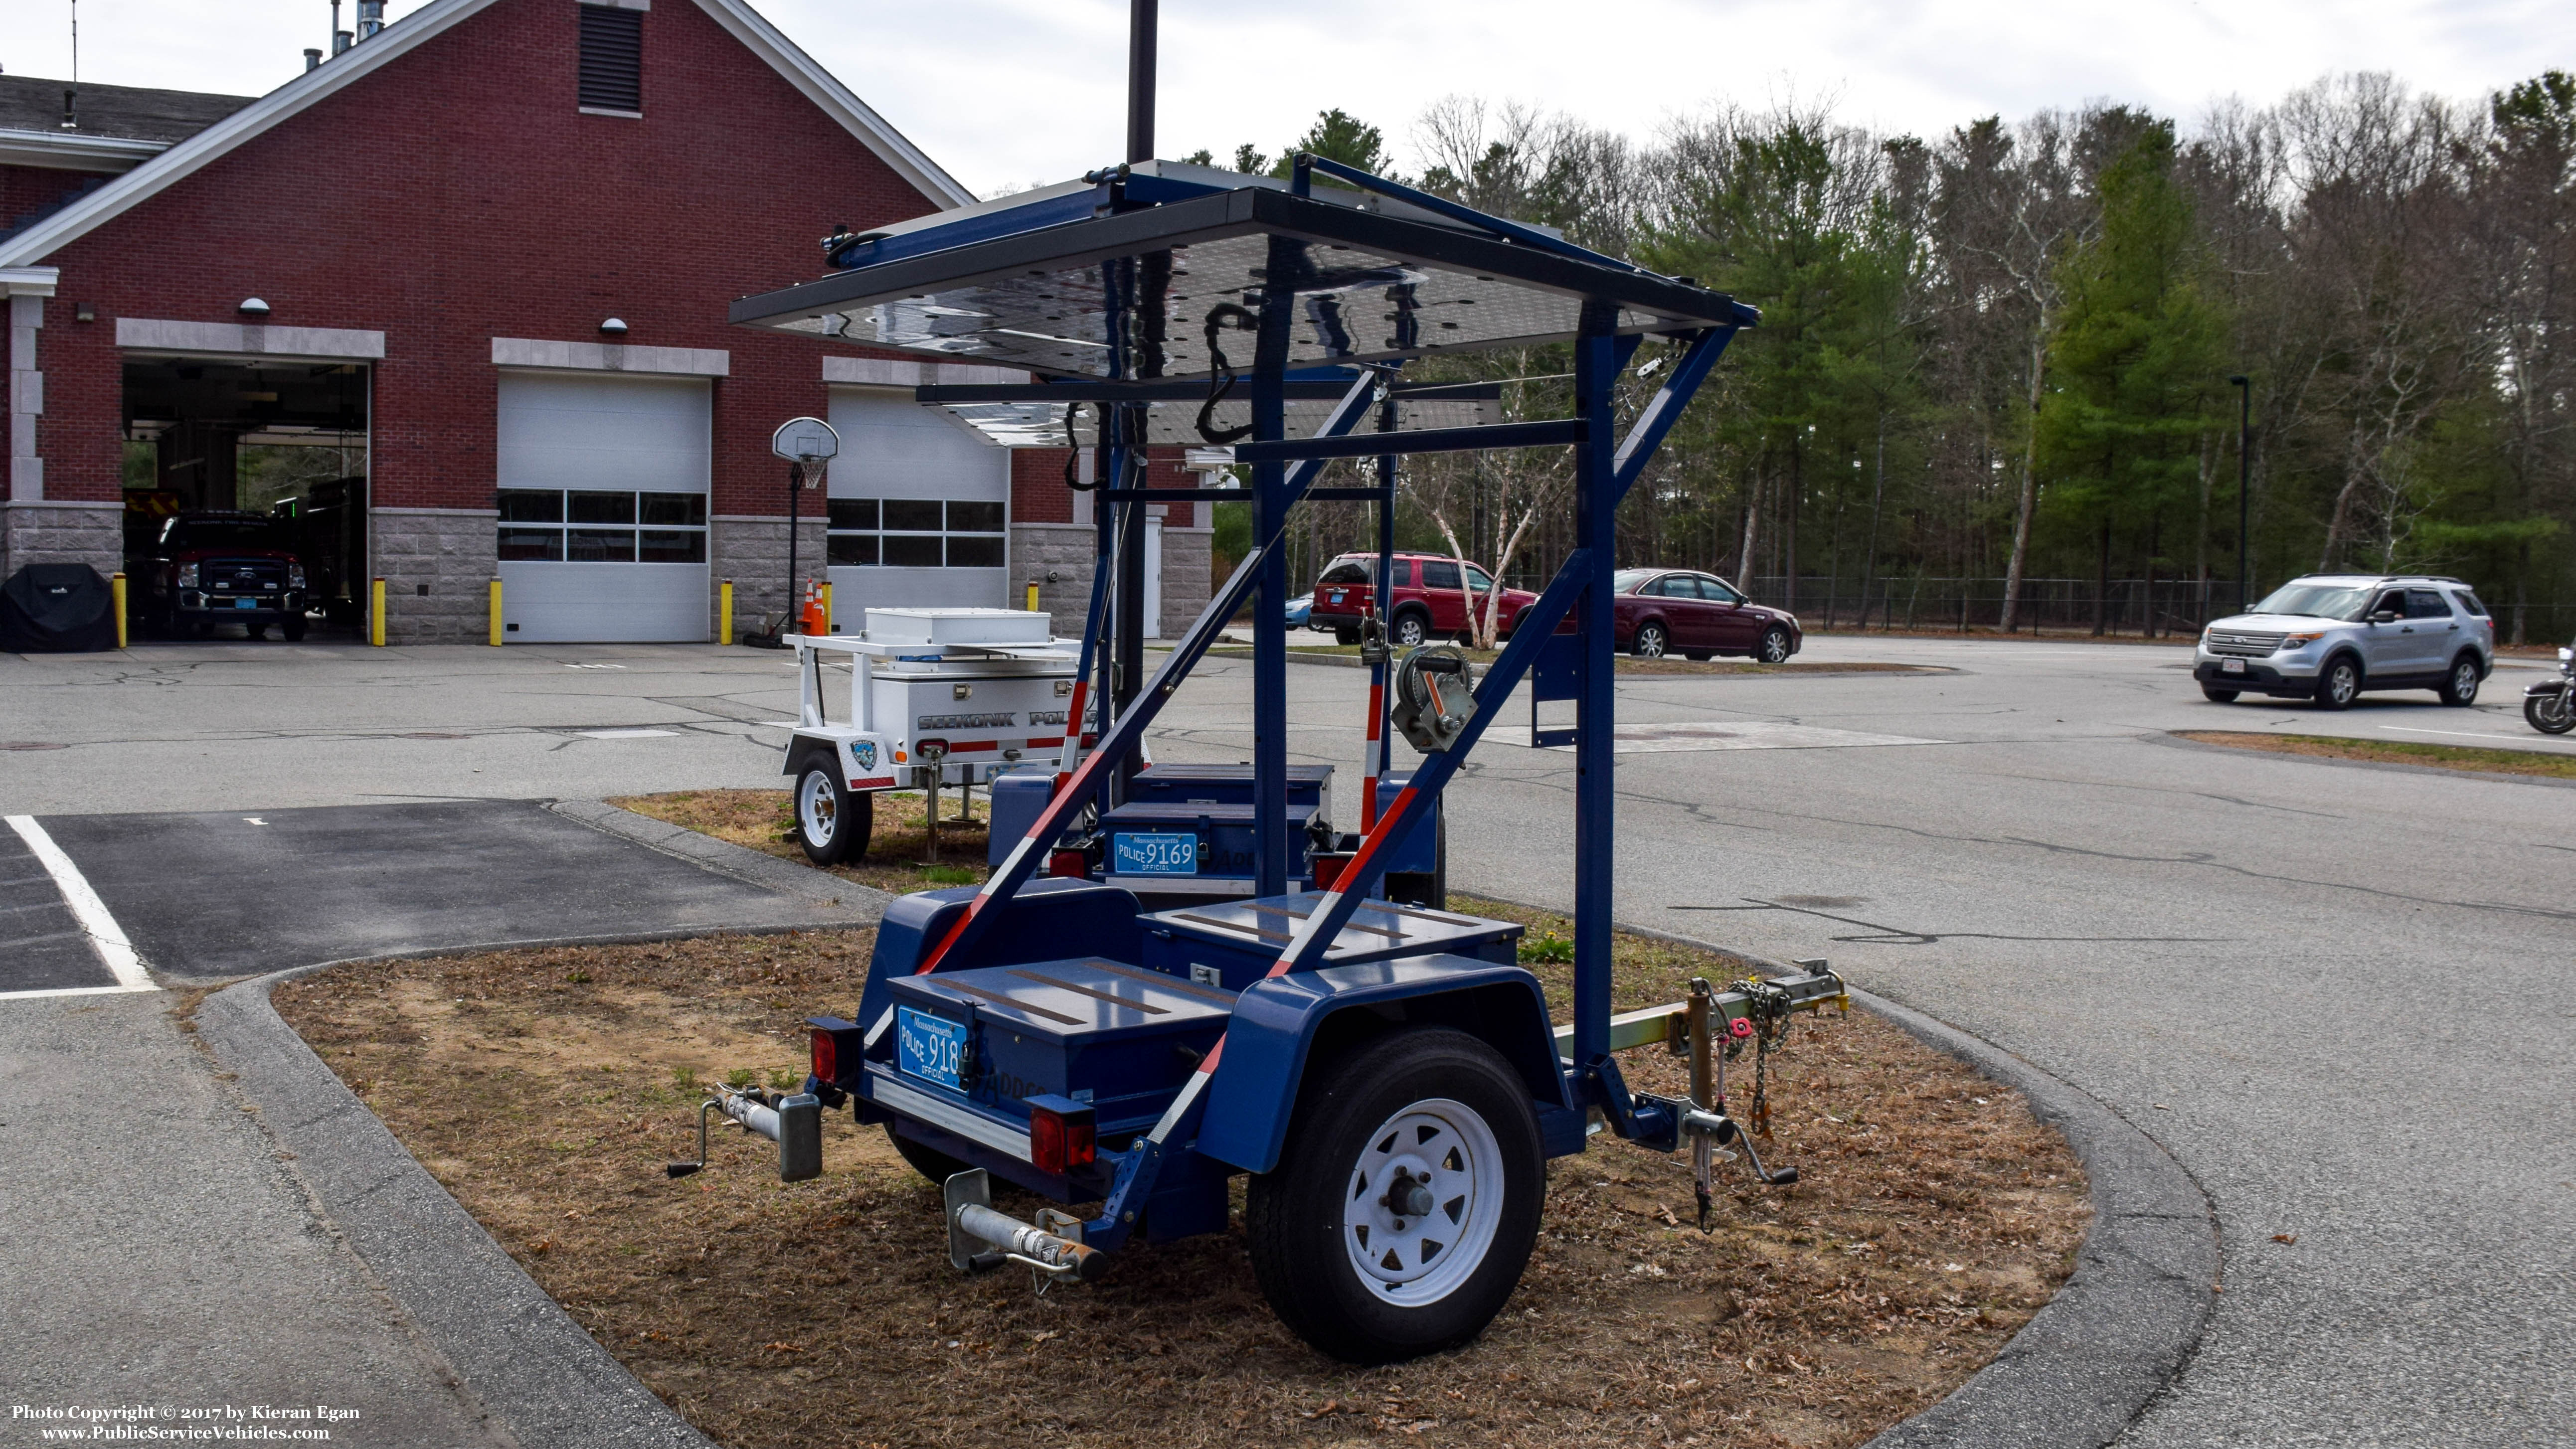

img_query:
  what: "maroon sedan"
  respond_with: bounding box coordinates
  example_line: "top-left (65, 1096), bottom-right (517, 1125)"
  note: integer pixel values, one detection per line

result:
top-left (1612, 569), bottom-right (1800, 661)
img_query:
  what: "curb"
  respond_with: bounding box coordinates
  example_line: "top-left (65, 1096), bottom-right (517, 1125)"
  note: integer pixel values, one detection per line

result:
top-left (547, 798), bottom-right (898, 917)
top-left (198, 954), bottom-right (720, 1449)
top-left (2151, 729), bottom-right (2576, 791)
top-left (1622, 916), bottom-right (2217, 1449)
top-left (187, 821), bottom-right (900, 1449)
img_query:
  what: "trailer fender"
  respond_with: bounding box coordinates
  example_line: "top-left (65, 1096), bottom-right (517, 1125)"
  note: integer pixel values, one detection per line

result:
top-left (1196, 955), bottom-right (1576, 1175)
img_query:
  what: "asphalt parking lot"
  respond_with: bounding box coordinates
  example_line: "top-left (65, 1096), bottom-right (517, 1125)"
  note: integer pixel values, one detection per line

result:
top-left (1, 633), bottom-right (2568, 1445)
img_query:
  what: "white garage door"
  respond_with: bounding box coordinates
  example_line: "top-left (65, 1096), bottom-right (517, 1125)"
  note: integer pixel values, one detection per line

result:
top-left (496, 372), bottom-right (710, 643)
top-left (825, 388), bottom-right (1009, 622)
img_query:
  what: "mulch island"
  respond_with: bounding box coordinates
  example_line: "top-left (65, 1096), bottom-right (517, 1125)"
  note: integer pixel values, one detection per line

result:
top-left (2178, 729), bottom-right (2576, 780)
top-left (270, 853), bottom-right (2086, 1449)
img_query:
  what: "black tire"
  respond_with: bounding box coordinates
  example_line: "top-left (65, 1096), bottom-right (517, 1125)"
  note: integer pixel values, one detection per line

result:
top-left (1757, 626), bottom-right (1793, 664)
top-left (2312, 653), bottom-right (2361, 711)
top-left (1335, 626), bottom-right (1362, 646)
top-left (1390, 610), bottom-right (1429, 648)
top-left (885, 1123), bottom-right (970, 1184)
top-left (282, 618), bottom-right (309, 642)
top-left (793, 760), bottom-right (871, 864)
top-left (1683, 650), bottom-right (1713, 662)
top-left (2437, 654), bottom-right (2482, 707)
top-left (2527, 691), bottom-right (2576, 735)
top-left (1630, 621), bottom-right (1669, 658)
top-left (2201, 686), bottom-right (2240, 703)
top-left (1247, 1027), bottom-right (1543, 1365)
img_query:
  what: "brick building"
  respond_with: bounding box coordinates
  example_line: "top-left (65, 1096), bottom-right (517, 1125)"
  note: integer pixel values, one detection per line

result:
top-left (0, 0), bottom-right (1207, 644)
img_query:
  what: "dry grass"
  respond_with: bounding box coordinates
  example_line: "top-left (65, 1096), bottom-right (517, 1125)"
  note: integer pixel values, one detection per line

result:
top-left (609, 788), bottom-right (993, 897)
top-left (2177, 730), bottom-right (2576, 780)
top-left (272, 906), bottom-right (2087, 1449)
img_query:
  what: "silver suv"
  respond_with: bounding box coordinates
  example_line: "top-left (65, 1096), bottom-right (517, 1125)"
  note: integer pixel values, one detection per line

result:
top-left (2196, 576), bottom-right (2496, 710)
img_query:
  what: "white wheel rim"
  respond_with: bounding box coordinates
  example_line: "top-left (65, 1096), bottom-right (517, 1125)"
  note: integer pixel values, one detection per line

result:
top-left (1763, 631), bottom-right (1787, 661)
top-left (1638, 627), bottom-right (1665, 656)
top-left (2454, 663), bottom-right (2477, 699)
top-left (1342, 1098), bottom-right (1503, 1306)
top-left (1397, 618), bottom-right (1423, 645)
top-left (799, 773), bottom-right (836, 845)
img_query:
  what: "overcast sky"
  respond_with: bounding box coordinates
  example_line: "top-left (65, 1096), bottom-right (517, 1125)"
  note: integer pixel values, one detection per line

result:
top-left (3, 1), bottom-right (2569, 196)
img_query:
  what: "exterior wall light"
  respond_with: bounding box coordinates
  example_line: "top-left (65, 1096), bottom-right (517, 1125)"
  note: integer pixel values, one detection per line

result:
top-left (600, 317), bottom-right (630, 335)
top-left (74, 302), bottom-right (97, 322)
top-left (239, 298), bottom-right (272, 317)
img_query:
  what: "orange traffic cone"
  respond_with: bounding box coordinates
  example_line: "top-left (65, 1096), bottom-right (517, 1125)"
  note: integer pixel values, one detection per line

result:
top-left (798, 580), bottom-right (828, 638)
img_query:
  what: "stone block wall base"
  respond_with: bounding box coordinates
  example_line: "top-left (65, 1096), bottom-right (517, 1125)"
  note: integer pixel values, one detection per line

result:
top-left (371, 510), bottom-right (500, 645)
top-left (713, 517), bottom-right (828, 641)
top-left (0, 500), bottom-right (122, 583)
top-left (1159, 527), bottom-right (1212, 638)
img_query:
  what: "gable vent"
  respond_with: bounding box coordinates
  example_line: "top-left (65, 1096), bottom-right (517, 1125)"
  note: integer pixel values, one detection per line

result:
top-left (578, 5), bottom-right (644, 114)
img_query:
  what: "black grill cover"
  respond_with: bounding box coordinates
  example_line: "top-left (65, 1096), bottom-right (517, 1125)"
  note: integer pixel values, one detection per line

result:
top-left (0, 563), bottom-right (119, 653)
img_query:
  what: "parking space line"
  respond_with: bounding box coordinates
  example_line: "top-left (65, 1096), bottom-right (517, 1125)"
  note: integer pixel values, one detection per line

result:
top-left (2, 815), bottom-right (155, 994)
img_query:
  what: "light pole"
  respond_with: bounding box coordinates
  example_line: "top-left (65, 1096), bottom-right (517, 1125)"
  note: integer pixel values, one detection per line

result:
top-left (2229, 374), bottom-right (2251, 613)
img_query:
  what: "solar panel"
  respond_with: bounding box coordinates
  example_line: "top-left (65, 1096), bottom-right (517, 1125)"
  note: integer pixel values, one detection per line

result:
top-left (732, 176), bottom-right (1744, 382)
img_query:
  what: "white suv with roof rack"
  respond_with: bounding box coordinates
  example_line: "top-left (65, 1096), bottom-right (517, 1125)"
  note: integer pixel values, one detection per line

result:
top-left (2195, 576), bottom-right (2496, 709)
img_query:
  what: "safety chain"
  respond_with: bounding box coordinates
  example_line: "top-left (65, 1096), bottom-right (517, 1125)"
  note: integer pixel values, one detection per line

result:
top-left (1725, 976), bottom-right (1799, 1138)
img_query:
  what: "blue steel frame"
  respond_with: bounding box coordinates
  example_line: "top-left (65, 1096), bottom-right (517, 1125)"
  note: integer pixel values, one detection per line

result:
top-left (747, 163), bottom-right (1752, 1255)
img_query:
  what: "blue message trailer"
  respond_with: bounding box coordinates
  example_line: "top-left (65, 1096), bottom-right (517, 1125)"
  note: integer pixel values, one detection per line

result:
top-left (718, 155), bottom-right (1849, 1364)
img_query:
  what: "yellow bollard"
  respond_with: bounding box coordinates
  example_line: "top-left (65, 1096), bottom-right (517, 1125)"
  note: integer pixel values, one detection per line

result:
top-left (1026, 579), bottom-right (1040, 613)
top-left (111, 573), bottom-right (128, 648)
top-left (488, 578), bottom-right (504, 645)
top-left (822, 580), bottom-right (835, 635)
top-left (370, 577), bottom-right (387, 647)
top-left (719, 579), bottom-right (733, 645)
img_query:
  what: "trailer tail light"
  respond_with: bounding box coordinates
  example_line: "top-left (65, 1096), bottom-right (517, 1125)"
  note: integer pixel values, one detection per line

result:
top-left (1049, 849), bottom-right (1088, 878)
top-left (803, 1015), bottom-right (862, 1089)
top-left (1026, 1095), bottom-right (1095, 1174)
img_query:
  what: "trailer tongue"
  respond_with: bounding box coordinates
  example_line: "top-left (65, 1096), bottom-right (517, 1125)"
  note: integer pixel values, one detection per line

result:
top-left (699, 142), bottom-right (1861, 1362)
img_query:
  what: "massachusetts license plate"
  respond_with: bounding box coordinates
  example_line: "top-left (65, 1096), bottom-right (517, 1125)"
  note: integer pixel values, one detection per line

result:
top-left (895, 1006), bottom-right (969, 1091)
top-left (234, 598), bottom-right (258, 610)
top-left (2221, 657), bottom-right (2245, 674)
top-left (1113, 831), bottom-right (1199, 875)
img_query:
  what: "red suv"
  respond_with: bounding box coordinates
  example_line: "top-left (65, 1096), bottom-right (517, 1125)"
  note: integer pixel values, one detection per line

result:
top-left (1308, 552), bottom-right (1541, 646)
top-left (1613, 568), bottom-right (1801, 661)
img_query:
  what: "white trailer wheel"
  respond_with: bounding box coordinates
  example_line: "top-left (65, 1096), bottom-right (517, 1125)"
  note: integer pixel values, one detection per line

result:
top-left (1246, 1026), bottom-right (1543, 1364)
top-left (795, 762), bottom-right (869, 864)
top-left (1341, 1098), bottom-right (1506, 1305)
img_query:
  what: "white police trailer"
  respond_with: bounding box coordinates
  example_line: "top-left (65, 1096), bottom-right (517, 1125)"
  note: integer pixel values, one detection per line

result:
top-left (783, 607), bottom-right (1079, 865)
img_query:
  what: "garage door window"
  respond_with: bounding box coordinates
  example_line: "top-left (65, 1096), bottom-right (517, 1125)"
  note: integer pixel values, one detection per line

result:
top-left (828, 497), bottom-right (1004, 567)
top-left (500, 488), bottom-right (706, 563)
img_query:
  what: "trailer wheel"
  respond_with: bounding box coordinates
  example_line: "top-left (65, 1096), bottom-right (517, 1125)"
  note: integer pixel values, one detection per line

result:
top-left (885, 1123), bottom-right (970, 1184)
top-left (794, 761), bottom-right (871, 864)
top-left (1247, 1027), bottom-right (1543, 1364)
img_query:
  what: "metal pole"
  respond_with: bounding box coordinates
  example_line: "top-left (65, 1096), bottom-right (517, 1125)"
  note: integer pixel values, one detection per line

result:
top-left (1366, 384), bottom-right (1396, 832)
top-left (786, 460), bottom-right (803, 636)
top-left (1125, 0), bottom-right (1157, 164)
top-left (1250, 240), bottom-right (1296, 897)
top-left (1570, 302), bottom-right (1620, 1071)
top-left (2231, 375), bottom-right (2250, 613)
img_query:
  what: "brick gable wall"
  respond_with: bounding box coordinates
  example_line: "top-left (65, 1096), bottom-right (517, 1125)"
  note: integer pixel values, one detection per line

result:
top-left (15, 0), bottom-right (946, 515)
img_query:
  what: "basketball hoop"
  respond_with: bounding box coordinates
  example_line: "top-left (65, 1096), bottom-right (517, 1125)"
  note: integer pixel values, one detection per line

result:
top-left (753, 417), bottom-right (842, 647)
